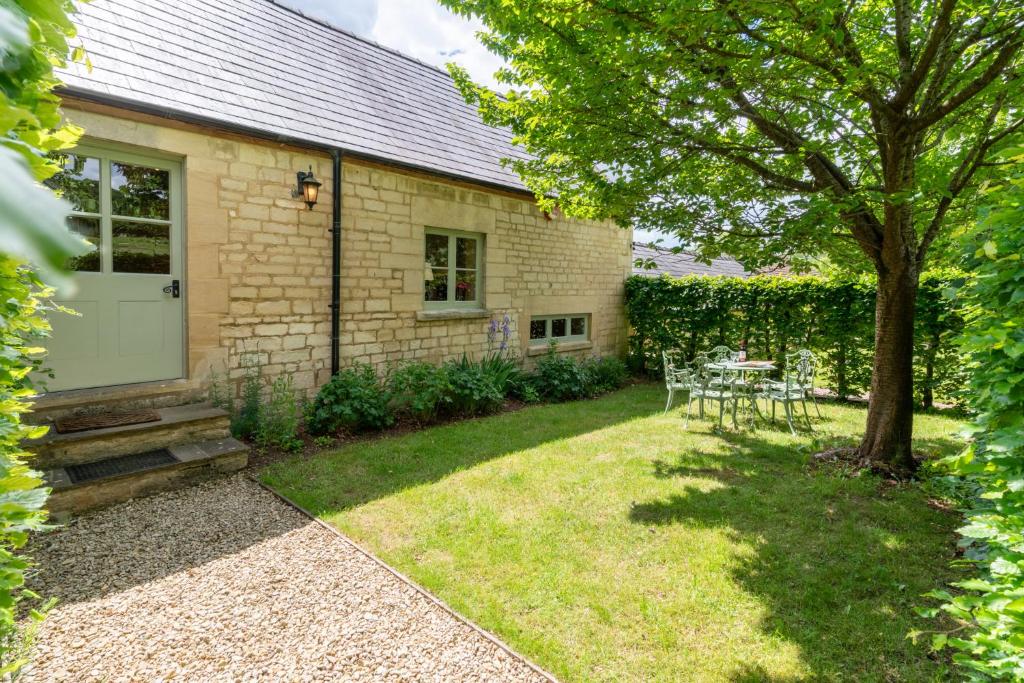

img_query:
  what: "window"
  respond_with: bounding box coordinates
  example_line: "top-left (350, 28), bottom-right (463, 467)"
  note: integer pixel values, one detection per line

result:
top-left (529, 314), bottom-right (589, 345)
top-left (424, 229), bottom-right (483, 308)
top-left (44, 150), bottom-right (175, 274)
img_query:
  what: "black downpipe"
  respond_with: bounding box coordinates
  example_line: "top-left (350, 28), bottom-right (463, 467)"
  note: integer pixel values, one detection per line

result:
top-left (330, 150), bottom-right (342, 375)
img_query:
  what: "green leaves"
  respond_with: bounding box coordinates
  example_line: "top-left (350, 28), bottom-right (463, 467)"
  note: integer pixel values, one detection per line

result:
top-left (0, 0), bottom-right (85, 673)
top-left (927, 156), bottom-right (1024, 680)
top-left (440, 0), bottom-right (1021, 275)
top-left (624, 271), bottom-right (966, 406)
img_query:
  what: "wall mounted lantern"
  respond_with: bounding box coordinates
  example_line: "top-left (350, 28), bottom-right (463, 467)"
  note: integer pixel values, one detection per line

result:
top-left (292, 166), bottom-right (322, 209)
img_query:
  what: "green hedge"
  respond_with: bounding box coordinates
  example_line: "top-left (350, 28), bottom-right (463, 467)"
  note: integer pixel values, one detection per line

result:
top-left (926, 153), bottom-right (1024, 679)
top-left (624, 270), bottom-right (967, 407)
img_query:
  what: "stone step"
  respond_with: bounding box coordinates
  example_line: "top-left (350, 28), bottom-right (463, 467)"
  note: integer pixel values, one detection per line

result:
top-left (28, 404), bottom-right (232, 470)
top-left (45, 437), bottom-right (249, 516)
top-left (27, 379), bottom-right (206, 425)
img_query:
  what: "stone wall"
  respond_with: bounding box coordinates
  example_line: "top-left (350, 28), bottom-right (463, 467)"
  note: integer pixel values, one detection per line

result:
top-left (60, 102), bottom-right (631, 396)
top-left (337, 161), bottom-right (633, 374)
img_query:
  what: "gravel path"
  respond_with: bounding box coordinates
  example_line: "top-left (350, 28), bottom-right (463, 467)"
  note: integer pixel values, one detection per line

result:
top-left (23, 476), bottom-right (551, 682)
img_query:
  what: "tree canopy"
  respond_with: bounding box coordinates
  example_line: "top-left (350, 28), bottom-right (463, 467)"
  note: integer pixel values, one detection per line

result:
top-left (442, 0), bottom-right (1023, 273)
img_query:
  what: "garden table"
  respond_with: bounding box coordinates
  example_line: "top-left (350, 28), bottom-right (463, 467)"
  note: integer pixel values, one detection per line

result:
top-left (706, 360), bottom-right (776, 428)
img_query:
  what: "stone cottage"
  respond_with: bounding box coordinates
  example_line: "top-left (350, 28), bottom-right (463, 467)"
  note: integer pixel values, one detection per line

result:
top-left (33, 0), bottom-right (632, 511)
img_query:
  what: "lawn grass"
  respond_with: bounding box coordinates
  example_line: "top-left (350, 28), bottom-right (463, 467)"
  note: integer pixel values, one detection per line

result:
top-left (262, 383), bottom-right (964, 682)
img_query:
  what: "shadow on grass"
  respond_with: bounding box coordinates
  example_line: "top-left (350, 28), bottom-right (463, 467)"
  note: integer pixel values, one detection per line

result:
top-left (262, 389), bottom-right (665, 516)
top-left (629, 426), bottom-right (960, 680)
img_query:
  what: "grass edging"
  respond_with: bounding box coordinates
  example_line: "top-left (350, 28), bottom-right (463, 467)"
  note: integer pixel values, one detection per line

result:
top-left (251, 474), bottom-right (559, 683)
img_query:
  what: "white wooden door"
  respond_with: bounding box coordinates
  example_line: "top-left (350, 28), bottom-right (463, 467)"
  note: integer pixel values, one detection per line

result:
top-left (40, 145), bottom-right (184, 392)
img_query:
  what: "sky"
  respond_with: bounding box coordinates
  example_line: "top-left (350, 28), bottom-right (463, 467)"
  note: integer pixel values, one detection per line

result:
top-left (281, 0), bottom-right (505, 89)
top-left (278, 0), bottom-right (666, 246)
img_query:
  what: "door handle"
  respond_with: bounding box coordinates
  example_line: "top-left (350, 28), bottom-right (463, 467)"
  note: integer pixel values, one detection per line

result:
top-left (162, 279), bottom-right (180, 298)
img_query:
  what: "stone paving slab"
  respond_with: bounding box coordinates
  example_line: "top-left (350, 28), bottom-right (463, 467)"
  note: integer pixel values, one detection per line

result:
top-left (23, 475), bottom-right (551, 682)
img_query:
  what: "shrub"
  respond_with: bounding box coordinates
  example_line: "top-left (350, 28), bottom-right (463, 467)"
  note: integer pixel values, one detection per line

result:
top-left (388, 361), bottom-right (451, 423)
top-left (477, 352), bottom-right (521, 395)
top-left (582, 356), bottom-right (628, 395)
top-left (307, 364), bottom-right (393, 435)
top-left (0, 0), bottom-right (86, 674)
top-left (624, 271), bottom-right (966, 406)
top-left (443, 355), bottom-right (505, 416)
top-left (255, 375), bottom-right (303, 452)
top-left (531, 344), bottom-right (593, 401)
top-left (923, 153), bottom-right (1024, 679)
top-left (231, 353), bottom-right (263, 439)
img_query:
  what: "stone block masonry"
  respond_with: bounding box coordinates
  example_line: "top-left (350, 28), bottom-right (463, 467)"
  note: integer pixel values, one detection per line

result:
top-left (62, 102), bottom-right (632, 398)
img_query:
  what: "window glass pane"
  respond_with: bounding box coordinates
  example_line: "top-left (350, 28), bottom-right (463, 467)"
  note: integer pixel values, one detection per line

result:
top-left (551, 318), bottom-right (567, 337)
top-left (425, 268), bottom-right (448, 301)
top-left (456, 237), bottom-right (477, 269)
top-left (66, 216), bottom-right (100, 272)
top-left (530, 319), bottom-right (547, 340)
top-left (113, 221), bottom-right (170, 273)
top-left (571, 317), bottom-right (586, 336)
top-left (111, 162), bottom-right (170, 219)
top-left (425, 233), bottom-right (449, 267)
top-left (455, 271), bottom-right (476, 301)
top-left (44, 154), bottom-right (100, 213)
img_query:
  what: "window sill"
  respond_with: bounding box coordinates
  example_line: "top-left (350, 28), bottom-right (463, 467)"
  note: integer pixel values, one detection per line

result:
top-left (527, 340), bottom-right (593, 356)
top-left (416, 308), bottom-right (491, 322)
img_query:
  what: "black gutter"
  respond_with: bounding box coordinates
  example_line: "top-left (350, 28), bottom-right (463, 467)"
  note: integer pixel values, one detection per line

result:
top-left (58, 87), bottom-right (534, 199)
top-left (330, 150), bottom-right (342, 376)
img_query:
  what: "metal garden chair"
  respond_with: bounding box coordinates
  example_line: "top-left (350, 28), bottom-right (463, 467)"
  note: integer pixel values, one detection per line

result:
top-left (795, 349), bottom-right (823, 418)
top-left (709, 345), bottom-right (736, 362)
top-left (758, 351), bottom-right (815, 434)
top-left (685, 355), bottom-right (739, 430)
top-left (662, 349), bottom-right (694, 413)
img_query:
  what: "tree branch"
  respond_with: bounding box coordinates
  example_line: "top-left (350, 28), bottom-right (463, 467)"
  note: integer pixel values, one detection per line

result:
top-left (911, 33), bottom-right (1024, 131)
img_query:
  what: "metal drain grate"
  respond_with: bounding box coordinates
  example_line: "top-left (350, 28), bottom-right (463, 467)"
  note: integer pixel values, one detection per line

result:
top-left (66, 449), bottom-right (178, 484)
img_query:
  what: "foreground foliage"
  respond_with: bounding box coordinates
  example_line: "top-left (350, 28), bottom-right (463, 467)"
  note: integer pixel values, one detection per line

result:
top-left (441, 0), bottom-right (1024, 473)
top-left (927, 153), bottom-right (1024, 679)
top-left (0, 0), bottom-right (83, 674)
top-left (626, 271), bottom-right (967, 407)
top-left (264, 384), bottom-right (964, 681)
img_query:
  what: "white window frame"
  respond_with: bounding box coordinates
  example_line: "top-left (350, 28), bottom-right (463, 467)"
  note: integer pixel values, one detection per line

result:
top-left (423, 228), bottom-right (484, 309)
top-left (529, 314), bottom-right (590, 345)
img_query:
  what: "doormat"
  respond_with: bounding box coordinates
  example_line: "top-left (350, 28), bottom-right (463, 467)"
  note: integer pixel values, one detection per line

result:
top-left (55, 409), bottom-right (161, 434)
top-left (66, 448), bottom-right (177, 484)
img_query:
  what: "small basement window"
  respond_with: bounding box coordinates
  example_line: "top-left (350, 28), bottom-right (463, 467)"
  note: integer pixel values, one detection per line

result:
top-left (529, 314), bottom-right (589, 345)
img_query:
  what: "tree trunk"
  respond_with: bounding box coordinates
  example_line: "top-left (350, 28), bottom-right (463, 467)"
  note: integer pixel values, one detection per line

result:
top-left (858, 261), bottom-right (919, 476)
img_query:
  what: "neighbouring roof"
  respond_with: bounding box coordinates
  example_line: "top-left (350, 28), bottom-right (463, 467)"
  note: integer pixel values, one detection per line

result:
top-left (56, 0), bottom-right (531, 191)
top-left (632, 242), bottom-right (752, 278)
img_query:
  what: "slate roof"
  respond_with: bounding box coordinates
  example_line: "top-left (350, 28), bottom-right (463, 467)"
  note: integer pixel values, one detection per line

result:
top-left (632, 242), bottom-right (752, 278)
top-left (56, 0), bottom-right (531, 191)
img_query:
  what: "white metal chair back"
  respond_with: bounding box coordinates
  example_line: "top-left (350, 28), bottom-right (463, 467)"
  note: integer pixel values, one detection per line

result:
top-left (709, 345), bottom-right (734, 363)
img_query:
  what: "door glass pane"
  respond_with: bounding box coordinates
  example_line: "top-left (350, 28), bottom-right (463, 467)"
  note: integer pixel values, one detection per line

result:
top-left (425, 233), bottom-right (449, 267)
top-left (455, 271), bottom-right (476, 301)
top-left (425, 269), bottom-right (448, 301)
top-left (456, 237), bottom-right (477, 269)
top-left (111, 162), bottom-right (170, 219)
top-left (551, 318), bottom-right (567, 337)
top-left (113, 221), bottom-right (170, 273)
top-left (571, 317), bottom-right (586, 336)
top-left (44, 154), bottom-right (100, 213)
top-left (66, 216), bottom-right (100, 272)
top-left (530, 319), bottom-right (547, 340)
